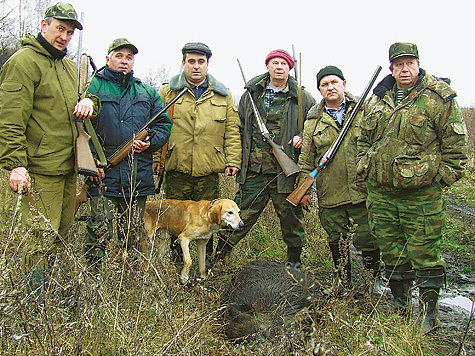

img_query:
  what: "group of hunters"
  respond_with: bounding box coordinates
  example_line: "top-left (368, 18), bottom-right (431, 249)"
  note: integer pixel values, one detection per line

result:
top-left (0, 2), bottom-right (468, 334)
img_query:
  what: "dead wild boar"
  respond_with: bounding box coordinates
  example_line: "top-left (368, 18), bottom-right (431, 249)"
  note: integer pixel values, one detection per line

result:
top-left (221, 260), bottom-right (324, 340)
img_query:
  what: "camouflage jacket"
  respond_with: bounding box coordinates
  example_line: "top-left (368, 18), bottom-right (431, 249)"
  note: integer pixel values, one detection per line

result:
top-left (357, 69), bottom-right (468, 190)
top-left (299, 93), bottom-right (367, 208)
top-left (238, 73), bottom-right (315, 193)
top-left (157, 72), bottom-right (241, 177)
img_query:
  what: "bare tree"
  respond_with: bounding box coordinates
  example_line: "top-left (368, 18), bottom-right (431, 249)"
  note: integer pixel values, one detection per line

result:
top-left (143, 65), bottom-right (171, 91)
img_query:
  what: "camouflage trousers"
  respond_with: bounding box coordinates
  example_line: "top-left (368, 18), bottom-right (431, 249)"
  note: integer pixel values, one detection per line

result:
top-left (318, 202), bottom-right (378, 251)
top-left (20, 172), bottom-right (76, 271)
top-left (163, 171), bottom-right (219, 256)
top-left (366, 180), bottom-right (446, 270)
top-left (226, 172), bottom-right (304, 248)
top-left (84, 195), bottom-right (147, 259)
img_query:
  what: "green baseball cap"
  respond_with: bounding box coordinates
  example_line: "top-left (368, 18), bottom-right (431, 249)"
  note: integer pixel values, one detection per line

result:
top-left (389, 42), bottom-right (419, 62)
top-left (108, 38), bottom-right (138, 55)
top-left (44, 2), bottom-right (82, 30)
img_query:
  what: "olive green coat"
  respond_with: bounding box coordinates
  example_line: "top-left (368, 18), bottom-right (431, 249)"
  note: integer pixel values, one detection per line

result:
top-left (357, 70), bottom-right (468, 190)
top-left (0, 35), bottom-right (97, 175)
top-left (299, 93), bottom-right (367, 208)
top-left (158, 72), bottom-right (241, 177)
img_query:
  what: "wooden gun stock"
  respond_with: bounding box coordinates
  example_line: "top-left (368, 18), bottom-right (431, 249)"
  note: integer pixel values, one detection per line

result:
top-left (76, 121), bottom-right (99, 177)
top-left (75, 180), bottom-right (90, 214)
top-left (286, 174), bottom-right (315, 206)
top-left (107, 130), bottom-right (149, 168)
top-left (265, 134), bottom-right (301, 177)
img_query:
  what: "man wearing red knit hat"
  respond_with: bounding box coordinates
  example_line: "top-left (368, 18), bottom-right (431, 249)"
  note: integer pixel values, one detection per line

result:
top-left (215, 49), bottom-right (315, 270)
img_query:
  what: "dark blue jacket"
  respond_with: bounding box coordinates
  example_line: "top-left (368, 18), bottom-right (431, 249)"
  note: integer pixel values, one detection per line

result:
top-left (87, 66), bottom-right (171, 197)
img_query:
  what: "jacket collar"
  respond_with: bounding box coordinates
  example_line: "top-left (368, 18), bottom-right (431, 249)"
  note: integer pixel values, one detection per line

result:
top-left (97, 66), bottom-right (136, 88)
top-left (245, 72), bottom-right (300, 99)
top-left (169, 72), bottom-right (228, 96)
top-left (36, 33), bottom-right (67, 59)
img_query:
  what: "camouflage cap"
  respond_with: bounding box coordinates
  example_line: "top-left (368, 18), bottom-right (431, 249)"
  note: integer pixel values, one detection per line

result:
top-left (389, 42), bottom-right (419, 62)
top-left (108, 38), bottom-right (138, 55)
top-left (44, 2), bottom-right (82, 30)
top-left (181, 42), bottom-right (212, 58)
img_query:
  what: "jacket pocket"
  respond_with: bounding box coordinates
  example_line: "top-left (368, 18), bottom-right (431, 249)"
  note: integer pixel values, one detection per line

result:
top-left (392, 154), bottom-right (440, 189)
top-left (0, 81), bottom-right (23, 108)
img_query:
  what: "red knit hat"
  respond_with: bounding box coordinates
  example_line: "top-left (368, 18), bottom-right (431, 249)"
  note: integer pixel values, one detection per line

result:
top-left (265, 49), bottom-right (294, 69)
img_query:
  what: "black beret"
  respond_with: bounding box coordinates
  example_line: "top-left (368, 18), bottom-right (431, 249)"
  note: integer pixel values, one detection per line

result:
top-left (181, 42), bottom-right (212, 58)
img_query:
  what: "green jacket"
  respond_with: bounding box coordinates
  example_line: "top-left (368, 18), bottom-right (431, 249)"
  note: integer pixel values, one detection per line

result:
top-left (299, 93), bottom-right (367, 208)
top-left (0, 34), bottom-right (92, 175)
top-left (158, 72), bottom-right (241, 177)
top-left (238, 73), bottom-right (315, 193)
top-left (357, 70), bottom-right (468, 190)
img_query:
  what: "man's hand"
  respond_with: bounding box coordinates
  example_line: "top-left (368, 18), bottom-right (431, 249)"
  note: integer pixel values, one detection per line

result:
top-left (10, 167), bottom-right (30, 194)
top-left (133, 139), bottom-right (150, 153)
top-left (299, 194), bottom-right (312, 210)
top-left (74, 98), bottom-right (94, 119)
top-left (88, 162), bottom-right (105, 182)
top-left (288, 135), bottom-right (303, 149)
top-left (225, 166), bottom-right (240, 176)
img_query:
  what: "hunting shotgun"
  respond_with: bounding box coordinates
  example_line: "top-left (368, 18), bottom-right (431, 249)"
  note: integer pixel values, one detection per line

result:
top-left (75, 86), bottom-right (187, 213)
top-left (237, 58), bottom-right (301, 177)
top-left (286, 65), bottom-right (382, 206)
top-left (76, 53), bottom-right (100, 177)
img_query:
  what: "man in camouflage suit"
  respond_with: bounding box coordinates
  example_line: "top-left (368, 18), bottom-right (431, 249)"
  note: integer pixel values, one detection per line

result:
top-left (155, 43), bottom-right (241, 266)
top-left (215, 49), bottom-right (315, 270)
top-left (357, 42), bottom-right (468, 332)
top-left (299, 66), bottom-right (383, 294)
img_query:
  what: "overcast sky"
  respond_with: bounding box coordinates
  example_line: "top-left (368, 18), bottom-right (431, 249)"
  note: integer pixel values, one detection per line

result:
top-left (67, 0), bottom-right (473, 106)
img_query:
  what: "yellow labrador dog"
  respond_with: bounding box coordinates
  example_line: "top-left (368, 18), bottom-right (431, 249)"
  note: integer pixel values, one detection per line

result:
top-left (143, 199), bottom-right (243, 284)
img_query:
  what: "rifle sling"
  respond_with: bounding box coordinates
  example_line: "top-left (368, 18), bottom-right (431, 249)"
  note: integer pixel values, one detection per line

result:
top-left (84, 118), bottom-right (107, 167)
top-left (297, 85), bottom-right (304, 133)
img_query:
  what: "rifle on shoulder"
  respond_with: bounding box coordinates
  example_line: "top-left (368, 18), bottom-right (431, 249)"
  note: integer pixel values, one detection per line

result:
top-left (237, 58), bottom-right (301, 177)
top-left (286, 65), bottom-right (382, 206)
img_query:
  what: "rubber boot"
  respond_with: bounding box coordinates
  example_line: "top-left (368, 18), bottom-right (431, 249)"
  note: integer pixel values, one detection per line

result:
top-left (25, 269), bottom-right (50, 317)
top-left (329, 241), bottom-right (351, 291)
top-left (286, 246), bottom-right (302, 271)
top-left (386, 263), bottom-right (415, 318)
top-left (416, 266), bottom-right (444, 333)
top-left (206, 235), bottom-right (214, 269)
top-left (362, 249), bottom-right (386, 295)
top-left (169, 235), bottom-right (183, 265)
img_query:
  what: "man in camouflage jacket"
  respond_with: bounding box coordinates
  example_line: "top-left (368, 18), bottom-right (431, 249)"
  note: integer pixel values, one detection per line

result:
top-left (215, 49), bottom-right (315, 270)
top-left (357, 42), bottom-right (468, 332)
top-left (299, 66), bottom-right (382, 294)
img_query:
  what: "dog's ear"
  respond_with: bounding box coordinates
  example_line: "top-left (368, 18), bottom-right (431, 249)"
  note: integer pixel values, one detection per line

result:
top-left (210, 201), bottom-right (222, 224)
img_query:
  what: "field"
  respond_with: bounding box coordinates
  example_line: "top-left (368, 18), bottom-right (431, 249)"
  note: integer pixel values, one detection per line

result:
top-left (0, 110), bottom-right (473, 355)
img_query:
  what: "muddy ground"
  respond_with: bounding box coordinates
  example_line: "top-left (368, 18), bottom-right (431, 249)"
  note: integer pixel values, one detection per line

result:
top-left (430, 195), bottom-right (475, 355)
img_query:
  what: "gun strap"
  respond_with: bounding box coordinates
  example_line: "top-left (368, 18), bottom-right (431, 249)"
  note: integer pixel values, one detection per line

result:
top-left (298, 86), bottom-right (304, 133)
top-left (157, 89), bottom-right (179, 174)
top-left (84, 118), bottom-right (107, 167)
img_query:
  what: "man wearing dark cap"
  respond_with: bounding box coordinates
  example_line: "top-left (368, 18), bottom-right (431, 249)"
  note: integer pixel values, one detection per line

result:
top-left (298, 66), bottom-right (383, 295)
top-left (358, 42), bottom-right (468, 332)
top-left (154, 42), bottom-right (241, 267)
top-left (83, 38), bottom-right (172, 269)
top-left (0, 2), bottom-right (99, 303)
top-left (214, 49), bottom-right (315, 270)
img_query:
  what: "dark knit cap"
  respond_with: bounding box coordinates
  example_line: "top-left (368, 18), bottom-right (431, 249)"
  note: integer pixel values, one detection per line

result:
top-left (181, 42), bottom-right (212, 58)
top-left (316, 65), bottom-right (345, 88)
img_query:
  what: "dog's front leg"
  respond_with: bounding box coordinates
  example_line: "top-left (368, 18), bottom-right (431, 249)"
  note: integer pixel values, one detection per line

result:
top-left (196, 239), bottom-right (208, 280)
top-left (179, 237), bottom-right (192, 284)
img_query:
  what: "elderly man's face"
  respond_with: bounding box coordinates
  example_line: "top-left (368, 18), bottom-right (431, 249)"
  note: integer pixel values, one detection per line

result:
top-left (319, 75), bottom-right (346, 108)
top-left (391, 56), bottom-right (420, 89)
top-left (182, 53), bottom-right (208, 86)
top-left (41, 18), bottom-right (75, 51)
top-left (266, 57), bottom-right (290, 87)
top-left (106, 47), bottom-right (135, 74)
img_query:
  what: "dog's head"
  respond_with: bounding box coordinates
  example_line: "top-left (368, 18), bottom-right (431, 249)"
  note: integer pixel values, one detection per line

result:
top-left (210, 199), bottom-right (244, 230)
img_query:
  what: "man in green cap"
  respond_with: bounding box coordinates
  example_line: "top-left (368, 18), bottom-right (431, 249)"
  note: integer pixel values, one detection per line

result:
top-left (0, 2), bottom-right (99, 305)
top-left (298, 66), bottom-right (384, 295)
top-left (154, 42), bottom-right (241, 267)
top-left (83, 38), bottom-right (172, 270)
top-left (357, 42), bottom-right (468, 332)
